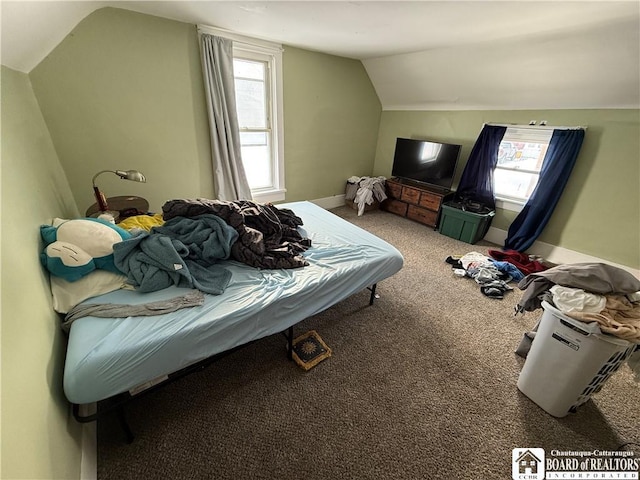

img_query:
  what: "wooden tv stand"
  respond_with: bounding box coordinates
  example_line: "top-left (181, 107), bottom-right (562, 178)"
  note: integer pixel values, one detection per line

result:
top-left (382, 178), bottom-right (452, 228)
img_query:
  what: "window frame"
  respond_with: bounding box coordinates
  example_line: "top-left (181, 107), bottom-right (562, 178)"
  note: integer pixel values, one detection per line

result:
top-left (197, 25), bottom-right (286, 203)
top-left (494, 127), bottom-right (553, 212)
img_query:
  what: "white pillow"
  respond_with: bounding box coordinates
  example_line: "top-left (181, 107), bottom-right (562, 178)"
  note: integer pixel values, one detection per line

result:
top-left (50, 270), bottom-right (128, 314)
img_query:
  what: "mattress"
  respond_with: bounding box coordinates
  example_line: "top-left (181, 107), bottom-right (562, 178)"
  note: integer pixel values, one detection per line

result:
top-left (64, 201), bottom-right (404, 405)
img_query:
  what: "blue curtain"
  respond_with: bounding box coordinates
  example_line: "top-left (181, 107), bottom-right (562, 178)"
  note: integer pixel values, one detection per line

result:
top-left (504, 128), bottom-right (585, 252)
top-left (456, 125), bottom-right (506, 210)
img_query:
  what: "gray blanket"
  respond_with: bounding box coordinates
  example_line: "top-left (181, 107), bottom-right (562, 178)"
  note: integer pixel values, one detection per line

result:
top-left (162, 199), bottom-right (312, 269)
top-left (113, 214), bottom-right (238, 294)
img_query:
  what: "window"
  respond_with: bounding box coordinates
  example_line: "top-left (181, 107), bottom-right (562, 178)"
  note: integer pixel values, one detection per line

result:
top-left (234, 57), bottom-right (272, 190)
top-left (232, 43), bottom-right (284, 203)
top-left (198, 26), bottom-right (285, 203)
top-left (494, 127), bottom-right (552, 206)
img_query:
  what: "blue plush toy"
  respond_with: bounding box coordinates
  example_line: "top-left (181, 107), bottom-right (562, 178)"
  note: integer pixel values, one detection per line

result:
top-left (40, 218), bottom-right (131, 282)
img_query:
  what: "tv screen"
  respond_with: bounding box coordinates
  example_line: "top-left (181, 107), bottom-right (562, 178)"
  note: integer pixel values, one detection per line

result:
top-left (391, 137), bottom-right (461, 190)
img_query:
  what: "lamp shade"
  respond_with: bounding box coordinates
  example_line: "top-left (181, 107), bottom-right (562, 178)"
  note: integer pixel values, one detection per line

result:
top-left (92, 169), bottom-right (147, 212)
top-left (114, 170), bottom-right (146, 183)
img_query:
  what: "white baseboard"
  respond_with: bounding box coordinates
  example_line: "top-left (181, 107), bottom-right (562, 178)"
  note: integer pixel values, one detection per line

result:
top-left (80, 422), bottom-right (97, 480)
top-left (77, 402), bottom-right (97, 480)
top-left (484, 226), bottom-right (639, 277)
top-left (311, 194), bottom-right (346, 210)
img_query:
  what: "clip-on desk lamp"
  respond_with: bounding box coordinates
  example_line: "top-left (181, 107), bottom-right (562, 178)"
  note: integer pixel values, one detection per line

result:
top-left (88, 169), bottom-right (148, 220)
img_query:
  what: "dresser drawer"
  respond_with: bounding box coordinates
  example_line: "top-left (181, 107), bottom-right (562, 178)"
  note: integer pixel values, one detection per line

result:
top-left (400, 186), bottom-right (421, 204)
top-left (418, 191), bottom-right (444, 211)
top-left (383, 199), bottom-right (408, 216)
top-left (386, 180), bottom-right (403, 200)
top-left (381, 179), bottom-right (448, 225)
top-left (407, 205), bottom-right (438, 227)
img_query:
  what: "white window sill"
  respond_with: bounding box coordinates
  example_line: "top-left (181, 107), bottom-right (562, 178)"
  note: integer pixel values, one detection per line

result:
top-left (495, 197), bottom-right (525, 213)
top-left (252, 189), bottom-right (286, 204)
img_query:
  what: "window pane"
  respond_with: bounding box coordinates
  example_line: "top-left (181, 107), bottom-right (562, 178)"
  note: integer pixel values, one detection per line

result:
top-left (494, 168), bottom-right (539, 200)
top-left (241, 131), bottom-right (268, 147)
top-left (231, 46), bottom-right (282, 199)
top-left (234, 58), bottom-right (267, 129)
top-left (240, 132), bottom-right (272, 189)
top-left (234, 59), bottom-right (264, 81)
top-left (497, 141), bottom-right (547, 172)
top-left (235, 78), bottom-right (266, 128)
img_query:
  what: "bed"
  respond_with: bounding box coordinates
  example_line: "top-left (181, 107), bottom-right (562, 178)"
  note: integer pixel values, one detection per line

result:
top-left (59, 201), bottom-right (403, 435)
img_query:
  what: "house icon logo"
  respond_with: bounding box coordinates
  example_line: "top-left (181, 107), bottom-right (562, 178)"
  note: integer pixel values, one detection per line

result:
top-left (512, 448), bottom-right (545, 480)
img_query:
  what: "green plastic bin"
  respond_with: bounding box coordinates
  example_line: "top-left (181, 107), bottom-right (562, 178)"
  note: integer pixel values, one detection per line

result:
top-left (438, 203), bottom-right (495, 244)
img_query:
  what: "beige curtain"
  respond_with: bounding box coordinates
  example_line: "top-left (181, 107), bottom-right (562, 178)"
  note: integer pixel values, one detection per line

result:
top-left (200, 34), bottom-right (252, 201)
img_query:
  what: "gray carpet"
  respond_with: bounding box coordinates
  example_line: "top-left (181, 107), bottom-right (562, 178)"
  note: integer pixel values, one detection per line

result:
top-left (98, 206), bottom-right (639, 479)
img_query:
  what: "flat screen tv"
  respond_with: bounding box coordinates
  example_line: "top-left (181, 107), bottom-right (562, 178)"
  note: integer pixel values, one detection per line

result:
top-left (391, 137), bottom-right (461, 191)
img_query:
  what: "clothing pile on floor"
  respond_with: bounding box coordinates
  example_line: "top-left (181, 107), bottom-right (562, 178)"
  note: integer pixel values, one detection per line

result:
top-left (516, 262), bottom-right (640, 344)
top-left (486, 249), bottom-right (548, 276)
top-left (448, 251), bottom-right (640, 373)
top-left (345, 176), bottom-right (387, 216)
top-left (446, 250), bottom-right (549, 299)
top-left (449, 250), bottom-right (640, 375)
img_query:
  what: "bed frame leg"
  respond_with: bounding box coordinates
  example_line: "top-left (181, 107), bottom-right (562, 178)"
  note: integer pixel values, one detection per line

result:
top-left (283, 284), bottom-right (378, 364)
top-left (116, 406), bottom-right (135, 444)
top-left (368, 283), bottom-right (378, 305)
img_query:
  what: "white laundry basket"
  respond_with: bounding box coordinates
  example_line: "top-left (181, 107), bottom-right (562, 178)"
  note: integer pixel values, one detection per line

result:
top-left (517, 301), bottom-right (635, 417)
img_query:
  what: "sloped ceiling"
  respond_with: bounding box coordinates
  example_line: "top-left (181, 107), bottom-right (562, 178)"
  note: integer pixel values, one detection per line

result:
top-left (1, 1), bottom-right (639, 110)
top-left (364, 15), bottom-right (640, 110)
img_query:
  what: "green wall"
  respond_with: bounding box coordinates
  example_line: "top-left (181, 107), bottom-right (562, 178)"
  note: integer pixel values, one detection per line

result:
top-left (283, 46), bottom-right (381, 200)
top-left (374, 110), bottom-right (640, 269)
top-left (29, 7), bottom-right (382, 214)
top-left (29, 8), bottom-right (214, 214)
top-left (1, 66), bottom-right (82, 479)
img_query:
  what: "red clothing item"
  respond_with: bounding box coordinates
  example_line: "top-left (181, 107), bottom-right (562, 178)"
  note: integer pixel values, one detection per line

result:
top-left (487, 249), bottom-right (548, 276)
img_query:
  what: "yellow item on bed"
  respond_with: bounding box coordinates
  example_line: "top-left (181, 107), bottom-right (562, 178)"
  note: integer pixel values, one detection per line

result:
top-left (117, 213), bottom-right (164, 232)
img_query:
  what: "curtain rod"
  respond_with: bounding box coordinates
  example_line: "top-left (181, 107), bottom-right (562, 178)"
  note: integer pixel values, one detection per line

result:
top-left (485, 122), bottom-right (587, 130)
top-left (197, 24), bottom-right (284, 52)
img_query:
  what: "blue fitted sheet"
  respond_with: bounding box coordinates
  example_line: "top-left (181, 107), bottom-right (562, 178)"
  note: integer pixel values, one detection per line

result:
top-left (64, 201), bottom-right (404, 404)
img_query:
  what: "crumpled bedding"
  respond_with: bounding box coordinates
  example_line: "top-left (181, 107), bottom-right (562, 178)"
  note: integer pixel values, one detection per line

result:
top-left (162, 199), bottom-right (312, 269)
top-left (117, 213), bottom-right (164, 232)
top-left (113, 214), bottom-right (238, 294)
